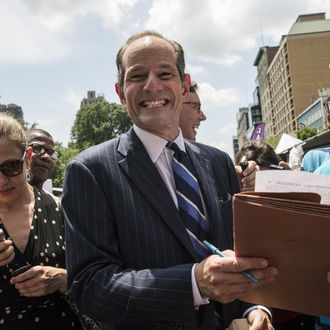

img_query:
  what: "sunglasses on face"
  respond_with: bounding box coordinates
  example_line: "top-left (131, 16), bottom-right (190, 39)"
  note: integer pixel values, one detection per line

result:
top-left (30, 144), bottom-right (59, 160)
top-left (0, 151), bottom-right (26, 177)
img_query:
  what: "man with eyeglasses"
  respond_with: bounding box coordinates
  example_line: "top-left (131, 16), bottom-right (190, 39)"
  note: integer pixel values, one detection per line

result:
top-left (26, 129), bottom-right (58, 190)
top-left (179, 81), bottom-right (206, 141)
top-left (180, 81), bottom-right (257, 191)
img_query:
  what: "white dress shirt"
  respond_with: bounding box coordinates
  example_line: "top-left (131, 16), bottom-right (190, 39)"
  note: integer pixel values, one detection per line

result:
top-left (133, 125), bottom-right (271, 318)
top-left (133, 125), bottom-right (208, 307)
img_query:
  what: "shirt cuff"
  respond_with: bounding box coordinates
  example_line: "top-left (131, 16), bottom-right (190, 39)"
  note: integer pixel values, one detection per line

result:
top-left (191, 264), bottom-right (209, 308)
top-left (243, 305), bottom-right (272, 321)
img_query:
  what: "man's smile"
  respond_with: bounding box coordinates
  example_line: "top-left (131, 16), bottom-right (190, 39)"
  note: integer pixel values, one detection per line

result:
top-left (141, 99), bottom-right (168, 108)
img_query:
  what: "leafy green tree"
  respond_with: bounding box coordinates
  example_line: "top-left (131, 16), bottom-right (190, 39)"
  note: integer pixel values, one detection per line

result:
top-left (52, 142), bottom-right (79, 188)
top-left (296, 127), bottom-right (317, 141)
top-left (71, 100), bottom-right (132, 151)
top-left (0, 110), bottom-right (37, 130)
top-left (264, 135), bottom-right (281, 149)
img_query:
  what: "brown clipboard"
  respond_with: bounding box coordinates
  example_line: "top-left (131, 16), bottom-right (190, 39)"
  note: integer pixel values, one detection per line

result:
top-left (233, 192), bottom-right (330, 316)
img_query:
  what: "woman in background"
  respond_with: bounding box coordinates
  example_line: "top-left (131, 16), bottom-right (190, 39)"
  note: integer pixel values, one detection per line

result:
top-left (0, 113), bottom-right (82, 329)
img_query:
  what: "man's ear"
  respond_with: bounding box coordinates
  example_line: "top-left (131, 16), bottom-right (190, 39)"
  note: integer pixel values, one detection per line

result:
top-left (115, 83), bottom-right (126, 105)
top-left (182, 73), bottom-right (191, 99)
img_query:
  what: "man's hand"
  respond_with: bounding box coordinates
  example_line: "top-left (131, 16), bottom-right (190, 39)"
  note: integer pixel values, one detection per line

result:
top-left (194, 250), bottom-right (277, 304)
top-left (247, 309), bottom-right (274, 330)
top-left (235, 161), bottom-right (259, 192)
top-left (10, 265), bottom-right (67, 297)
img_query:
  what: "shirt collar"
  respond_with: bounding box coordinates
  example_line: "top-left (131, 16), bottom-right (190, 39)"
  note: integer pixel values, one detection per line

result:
top-left (133, 125), bottom-right (186, 163)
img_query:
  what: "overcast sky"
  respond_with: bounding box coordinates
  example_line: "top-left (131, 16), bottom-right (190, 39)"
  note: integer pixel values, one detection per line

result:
top-left (1, 0), bottom-right (330, 158)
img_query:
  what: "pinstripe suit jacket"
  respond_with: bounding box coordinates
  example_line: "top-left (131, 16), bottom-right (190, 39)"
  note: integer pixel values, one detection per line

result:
top-left (62, 128), bottom-right (246, 330)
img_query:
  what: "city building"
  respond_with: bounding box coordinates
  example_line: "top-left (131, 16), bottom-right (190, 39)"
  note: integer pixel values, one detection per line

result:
top-left (246, 84), bottom-right (264, 140)
top-left (296, 90), bottom-right (330, 132)
top-left (254, 12), bottom-right (330, 137)
top-left (232, 135), bottom-right (239, 158)
top-left (236, 107), bottom-right (249, 149)
top-left (80, 90), bottom-right (105, 107)
top-left (253, 46), bottom-right (279, 137)
top-left (234, 82), bottom-right (265, 157)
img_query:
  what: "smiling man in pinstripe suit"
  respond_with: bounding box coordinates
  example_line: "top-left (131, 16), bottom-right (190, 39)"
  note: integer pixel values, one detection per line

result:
top-left (62, 31), bottom-right (277, 330)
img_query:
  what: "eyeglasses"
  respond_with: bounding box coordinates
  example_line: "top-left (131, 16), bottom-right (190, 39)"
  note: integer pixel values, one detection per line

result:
top-left (30, 144), bottom-right (59, 160)
top-left (0, 151), bottom-right (26, 177)
top-left (183, 102), bottom-right (202, 111)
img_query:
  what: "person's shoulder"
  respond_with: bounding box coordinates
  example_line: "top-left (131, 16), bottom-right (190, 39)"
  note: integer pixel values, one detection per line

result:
top-left (186, 139), bottom-right (231, 159)
top-left (314, 159), bottom-right (330, 175)
top-left (34, 186), bottom-right (59, 207)
top-left (77, 137), bottom-right (119, 160)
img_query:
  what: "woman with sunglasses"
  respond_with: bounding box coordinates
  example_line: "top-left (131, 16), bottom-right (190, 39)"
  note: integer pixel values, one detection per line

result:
top-left (0, 114), bottom-right (82, 329)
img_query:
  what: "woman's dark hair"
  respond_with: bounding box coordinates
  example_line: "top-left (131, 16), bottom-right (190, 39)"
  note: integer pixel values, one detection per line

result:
top-left (236, 140), bottom-right (281, 167)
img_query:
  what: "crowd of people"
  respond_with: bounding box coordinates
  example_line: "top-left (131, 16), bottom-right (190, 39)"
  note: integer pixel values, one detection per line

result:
top-left (0, 30), bottom-right (329, 330)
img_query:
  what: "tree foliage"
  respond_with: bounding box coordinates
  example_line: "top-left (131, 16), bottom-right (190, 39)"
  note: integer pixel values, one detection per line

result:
top-left (296, 127), bottom-right (317, 141)
top-left (52, 142), bottom-right (79, 188)
top-left (71, 100), bottom-right (132, 151)
top-left (264, 135), bottom-right (281, 149)
top-left (52, 100), bottom-right (132, 187)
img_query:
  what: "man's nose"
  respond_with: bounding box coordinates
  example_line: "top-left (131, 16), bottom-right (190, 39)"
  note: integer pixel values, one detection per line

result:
top-left (199, 110), bottom-right (207, 121)
top-left (143, 73), bottom-right (162, 92)
top-left (39, 152), bottom-right (52, 162)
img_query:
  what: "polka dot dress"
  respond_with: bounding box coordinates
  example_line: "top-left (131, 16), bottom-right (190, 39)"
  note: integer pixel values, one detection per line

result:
top-left (0, 188), bottom-right (82, 329)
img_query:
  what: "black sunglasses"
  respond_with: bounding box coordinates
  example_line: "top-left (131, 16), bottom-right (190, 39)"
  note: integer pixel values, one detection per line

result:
top-left (30, 144), bottom-right (59, 160)
top-left (0, 151), bottom-right (26, 177)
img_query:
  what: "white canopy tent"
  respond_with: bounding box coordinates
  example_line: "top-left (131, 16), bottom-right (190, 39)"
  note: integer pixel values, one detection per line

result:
top-left (275, 133), bottom-right (304, 154)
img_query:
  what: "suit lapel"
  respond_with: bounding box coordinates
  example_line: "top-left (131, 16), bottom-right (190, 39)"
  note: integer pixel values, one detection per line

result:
top-left (117, 129), bottom-right (201, 261)
top-left (185, 141), bottom-right (222, 245)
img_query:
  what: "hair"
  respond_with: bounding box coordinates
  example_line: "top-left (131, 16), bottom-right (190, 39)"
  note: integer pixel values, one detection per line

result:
top-left (116, 30), bottom-right (186, 88)
top-left (189, 81), bottom-right (199, 93)
top-left (0, 113), bottom-right (26, 152)
top-left (236, 140), bottom-right (281, 167)
top-left (26, 128), bottom-right (54, 144)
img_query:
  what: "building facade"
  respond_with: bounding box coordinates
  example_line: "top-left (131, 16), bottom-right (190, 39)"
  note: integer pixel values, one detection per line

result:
top-left (80, 91), bottom-right (105, 107)
top-left (296, 95), bottom-right (330, 131)
top-left (236, 107), bottom-right (249, 148)
top-left (254, 12), bottom-right (330, 138)
top-left (254, 46), bottom-right (278, 137)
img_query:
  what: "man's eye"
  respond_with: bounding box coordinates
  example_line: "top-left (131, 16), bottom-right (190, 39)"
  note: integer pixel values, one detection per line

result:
top-left (129, 74), bottom-right (145, 81)
top-left (159, 72), bottom-right (173, 79)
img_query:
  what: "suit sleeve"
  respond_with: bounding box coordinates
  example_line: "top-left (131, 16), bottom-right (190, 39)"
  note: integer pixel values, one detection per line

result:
top-left (62, 159), bottom-right (198, 327)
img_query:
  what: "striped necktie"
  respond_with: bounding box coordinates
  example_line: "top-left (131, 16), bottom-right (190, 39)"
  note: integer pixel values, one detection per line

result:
top-left (168, 142), bottom-right (209, 258)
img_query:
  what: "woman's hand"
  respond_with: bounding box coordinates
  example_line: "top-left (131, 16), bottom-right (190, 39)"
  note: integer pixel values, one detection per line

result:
top-left (10, 265), bottom-right (67, 297)
top-left (0, 239), bottom-right (15, 266)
